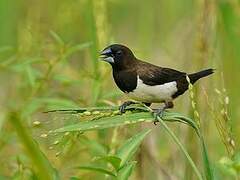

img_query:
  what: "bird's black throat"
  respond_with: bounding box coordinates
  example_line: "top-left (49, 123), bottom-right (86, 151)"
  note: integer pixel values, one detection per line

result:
top-left (112, 68), bottom-right (137, 93)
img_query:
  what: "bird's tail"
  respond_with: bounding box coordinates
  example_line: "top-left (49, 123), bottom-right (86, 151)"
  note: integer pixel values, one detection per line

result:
top-left (188, 68), bottom-right (214, 84)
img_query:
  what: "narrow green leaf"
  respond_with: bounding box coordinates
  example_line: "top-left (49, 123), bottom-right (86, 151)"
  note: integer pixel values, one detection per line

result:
top-left (117, 162), bottom-right (136, 180)
top-left (53, 74), bottom-right (83, 85)
top-left (54, 112), bottom-right (154, 133)
top-left (76, 165), bottom-right (116, 177)
top-left (63, 42), bottom-right (92, 59)
top-left (200, 135), bottom-right (213, 180)
top-left (51, 106), bottom-right (213, 179)
top-left (116, 129), bottom-right (151, 168)
top-left (95, 156), bottom-right (121, 171)
top-left (53, 110), bottom-right (201, 134)
top-left (50, 30), bottom-right (64, 46)
top-left (156, 117), bottom-right (203, 180)
top-left (163, 114), bottom-right (200, 136)
top-left (10, 58), bottom-right (46, 72)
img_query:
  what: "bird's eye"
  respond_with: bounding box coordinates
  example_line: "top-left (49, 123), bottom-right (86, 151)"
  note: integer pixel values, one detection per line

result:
top-left (116, 50), bottom-right (122, 56)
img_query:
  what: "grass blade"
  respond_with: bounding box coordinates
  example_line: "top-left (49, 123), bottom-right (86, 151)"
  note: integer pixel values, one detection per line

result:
top-left (76, 165), bottom-right (116, 177)
top-left (95, 156), bottom-right (121, 171)
top-left (63, 42), bottom-right (92, 59)
top-left (50, 30), bottom-right (64, 46)
top-left (116, 129), bottom-right (151, 168)
top-left (200, 134), bottom-right (213, 180)
top-left (53, 110), bottom-right (199, 134)
top-left (54, 112), bottom-right (153, 133)
top-left (117, 162), bottom-right (137, 180)
top-left (156, 116), bottom-right (203, 180)
top-left (52, 106), bottom-right (212, 179)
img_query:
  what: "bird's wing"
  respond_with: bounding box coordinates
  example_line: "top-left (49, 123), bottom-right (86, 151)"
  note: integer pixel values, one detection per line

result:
top-left (137, 62), bottom-right (186, 86)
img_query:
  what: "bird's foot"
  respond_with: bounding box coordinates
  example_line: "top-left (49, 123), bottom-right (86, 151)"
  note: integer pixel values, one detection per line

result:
top-left (153, 101), bottom-right (173, 125)
top-left (119, 101), bottom-right (136, 114)
top-left (153, 108), bottom-right (165, 125)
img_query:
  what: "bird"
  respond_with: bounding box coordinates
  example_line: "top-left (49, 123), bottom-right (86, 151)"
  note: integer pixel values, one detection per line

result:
top-left (100, 44), bottom-right (214, 123)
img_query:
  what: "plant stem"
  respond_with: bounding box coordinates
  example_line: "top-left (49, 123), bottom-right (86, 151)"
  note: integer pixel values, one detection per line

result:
top-left (157, 117), bottom-right (203, 180)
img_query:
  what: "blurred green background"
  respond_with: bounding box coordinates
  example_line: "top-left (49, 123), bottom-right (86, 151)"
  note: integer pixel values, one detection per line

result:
top-left (0, 0), bottom-right (240, 179)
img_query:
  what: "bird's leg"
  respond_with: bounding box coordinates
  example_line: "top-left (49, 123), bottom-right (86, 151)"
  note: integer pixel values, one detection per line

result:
top-left (153, 101), bottom-right (174, 125)
top-left (119, 101), bottom-right (136, 113)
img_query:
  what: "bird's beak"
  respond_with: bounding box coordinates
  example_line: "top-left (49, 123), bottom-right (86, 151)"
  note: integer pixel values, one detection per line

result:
top-left (100, 48), bottom-right (114, 63)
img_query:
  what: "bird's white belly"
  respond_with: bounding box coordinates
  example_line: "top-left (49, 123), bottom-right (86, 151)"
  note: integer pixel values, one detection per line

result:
top-left (127, 76), bottom-right (178, 103)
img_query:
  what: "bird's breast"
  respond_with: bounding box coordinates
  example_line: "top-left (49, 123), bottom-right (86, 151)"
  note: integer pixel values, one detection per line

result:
top-left (113, 70), bottom-right (137, 93)
top-left (126, 76), bottom-right (178, 103)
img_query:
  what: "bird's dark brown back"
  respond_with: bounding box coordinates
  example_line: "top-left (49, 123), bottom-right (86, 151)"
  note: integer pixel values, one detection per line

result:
top-left (135, 60), bottom-right (186, 85)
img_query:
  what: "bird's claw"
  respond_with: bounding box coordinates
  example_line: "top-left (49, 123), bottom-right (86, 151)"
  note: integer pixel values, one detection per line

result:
top-left (119, 104), bottom-right (127, 114)
top-left (119, 101), bottom-right (135, 114)
top-left (153, 108), bottom-right (165, 125)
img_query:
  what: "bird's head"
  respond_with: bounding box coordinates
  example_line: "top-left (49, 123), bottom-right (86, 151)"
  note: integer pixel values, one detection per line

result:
top-left (100, 44), bottom-right (135, 70)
